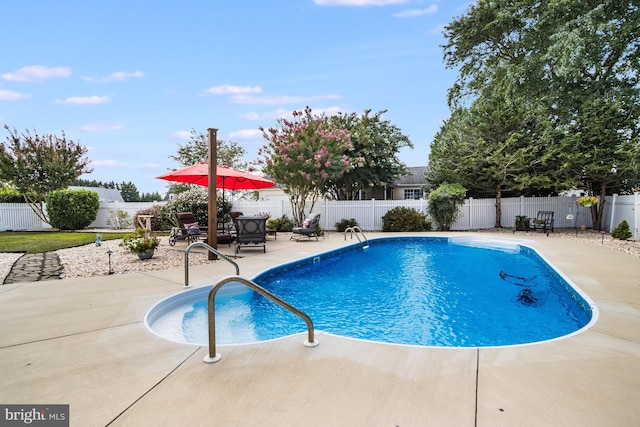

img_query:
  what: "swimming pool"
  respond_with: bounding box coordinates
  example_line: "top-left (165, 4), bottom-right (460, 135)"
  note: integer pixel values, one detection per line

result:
top-left (145, 236), bottom-right (598, 347)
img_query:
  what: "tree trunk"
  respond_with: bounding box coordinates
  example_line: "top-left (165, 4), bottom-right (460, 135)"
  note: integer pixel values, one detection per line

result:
top-left (494, 188), bottom-right (503, 228)
top-left (592, 181), bottom-right (607, 231)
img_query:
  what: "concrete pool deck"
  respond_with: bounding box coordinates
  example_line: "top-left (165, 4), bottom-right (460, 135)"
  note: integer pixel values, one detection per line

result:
top-left (0, 232), bottom-right (638, 426)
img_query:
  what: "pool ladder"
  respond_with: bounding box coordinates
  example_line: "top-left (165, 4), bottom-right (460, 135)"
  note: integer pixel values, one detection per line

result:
top-left (183, 241), bottom-right (240, 288)
top-left (344, 226), bottom-right (369, 249)
top-left (181, 242), bottom-right (318, 363)
top-left (204, 275), bottom-right (319, 363)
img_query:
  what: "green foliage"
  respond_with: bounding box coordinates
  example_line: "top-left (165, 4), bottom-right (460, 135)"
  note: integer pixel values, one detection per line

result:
top-left (428, 183), bottom-right (467, 231)
top-left (120, 228), bottom-right (160, 253)
top-left (140, 191), bottom-right (162, 202)
top-left (106, 209), bottom-right (132, 229)
top-left (335, 218), bottom-right (359, 232)
top-left (119, 182), bottom-right (140, 202)
top-left (0, 186), bottom-right (25, 203)
top-left (134, 205), bottom-right (168, 231)
top-left (611, 220), bottom-right (632, 240)
top-left (266, 215), bottom-right (294, 232)
top-left (326, 110), bottom-right (413, 200)
top-left (45, 189), bottom-right (100, 230)
top-left (162, 188), bottom-right (209, 226)
top-left (1, 126), bottom-right (92, 223)
top-left (381, 207), bottom-right (431, 232)
top-left (441, 0), bottom-right (640, 230)
top-left (217, 198), bottom-right (233, 224)
top-left (259, 106), bottom-right (360, 224)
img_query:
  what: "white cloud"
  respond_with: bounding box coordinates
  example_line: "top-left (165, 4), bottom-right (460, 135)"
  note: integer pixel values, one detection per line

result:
top-left (241, 106), bottom-right (345, 122)
top-left (2, 65), bottom-right (71, 82)
top-left (171, 131), bottom-right (192, 141)
top-left (393, 5), bottom-right (438, 17)
top-left (228, 129), bottom-right (263, 140)
top-left (231, 93), bottom-right (340, 105)
top-left (82, 71), bottom-right (144, 83)
top-left (314, 0), bottom-right (408, 5)
top-left (204, 85), bottom-right (262, 95)
top-left (0, 89), bottom-right (30, 100)
top-left (93, 159), bottom-right (161, 168)
top-left (55, 95), bottom-right (110, 105)
top-left (80, 124), bottom-right (124, 132)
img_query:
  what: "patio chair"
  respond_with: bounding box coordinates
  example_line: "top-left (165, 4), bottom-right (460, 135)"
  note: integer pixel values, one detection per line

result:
top-left (291, 213), bottom-right (321, 241)
top-left (529, 211), bottom-right (554, 236)
top-left (234, 216), bottom-right (267, 255)
top-left (169, 212), bottom-right (208, 245)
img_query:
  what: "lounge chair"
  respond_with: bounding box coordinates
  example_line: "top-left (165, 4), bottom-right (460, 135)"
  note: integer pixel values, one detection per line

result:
top-left (234, 216), bottom-right (267, 255)
top-left (169, 212), bottom-right (208, 245)
top-left (169, 212), bottom-right (234, 246)
top-left (291, 213), bottom-right (321, 241)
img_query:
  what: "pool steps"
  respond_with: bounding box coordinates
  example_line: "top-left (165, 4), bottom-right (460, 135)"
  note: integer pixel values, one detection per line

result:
top-left (179, 241), bottom-right (318, 364)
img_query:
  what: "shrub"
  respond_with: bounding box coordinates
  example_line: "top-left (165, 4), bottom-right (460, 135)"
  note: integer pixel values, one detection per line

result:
top-left (427, 183), bottom-right (467, 231)
top-left (335, 218), bottom-right (359, 232)
top-left (46, 189), bottom-right (99, 230)
top-left (162, 188), bottom-right (209, 226)
top-left (382, 207), bottom-right (431, 232)
top-left (133, 205), bottom-right (167, 231)
top-left (266, 215), bottom-right (294, 232)
top-left (611, 220), bottom-right (632, 240)
top-left (0, 187), bottom-right (25, 203)
top-left (106, 209), bottom-right (132, 229)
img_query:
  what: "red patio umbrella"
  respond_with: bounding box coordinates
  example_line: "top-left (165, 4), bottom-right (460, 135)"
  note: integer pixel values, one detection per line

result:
top-left (156, 162), bottom-right (275, 190)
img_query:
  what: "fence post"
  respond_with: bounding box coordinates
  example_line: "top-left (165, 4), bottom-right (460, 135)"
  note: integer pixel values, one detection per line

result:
top-left (608, 194), bottom-right (618, 233)
top-left (635, 192), bottom-right (640, 240)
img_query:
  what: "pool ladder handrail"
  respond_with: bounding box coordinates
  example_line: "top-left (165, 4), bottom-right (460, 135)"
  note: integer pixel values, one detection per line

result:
top-left (344, 226), bottom-right (369, 249)
top-left (183, 241), bottom-right (239, 288)
top-left (204, 275), bottom-right (319, 363)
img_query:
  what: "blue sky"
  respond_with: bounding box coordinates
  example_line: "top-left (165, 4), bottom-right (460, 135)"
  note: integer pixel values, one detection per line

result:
top-left (1, 0), bottom-right (470, 194)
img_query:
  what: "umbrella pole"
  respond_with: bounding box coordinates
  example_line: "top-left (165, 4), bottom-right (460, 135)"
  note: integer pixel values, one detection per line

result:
top-left (208, 128), bottom-right (218, 260)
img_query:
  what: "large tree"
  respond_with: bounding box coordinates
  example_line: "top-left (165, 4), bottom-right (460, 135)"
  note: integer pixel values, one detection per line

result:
top-left (441, 0), bottom-right (640, 229)
top-left (426, 87), bottom-right (553, 227)
top-left (0, 125), bottom-right (92, 223)
top-left (326, 110), bottom-right (412, 200)
top-left (259, 107), bottom-right (360, 224)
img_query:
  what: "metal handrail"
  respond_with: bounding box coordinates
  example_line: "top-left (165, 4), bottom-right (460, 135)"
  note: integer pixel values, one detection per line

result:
top-left (183, 242), bottom-right (239, 288)
top-left (344, 226), bottom-right (369, 248)
top-left (204, 275), bottom-right (318, 363)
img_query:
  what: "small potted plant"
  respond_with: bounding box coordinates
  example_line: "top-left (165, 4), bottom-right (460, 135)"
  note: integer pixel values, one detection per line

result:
top-left (120, 227), bottom-right (160, 260)
top-left (577, 195), bottom-right (598, 208)
top-left (514, 215), bottom-right (529, 231)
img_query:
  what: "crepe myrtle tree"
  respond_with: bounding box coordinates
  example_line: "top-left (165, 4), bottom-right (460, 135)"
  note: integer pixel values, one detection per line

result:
top-left (0, 125), bottom-right (92, 223)
top-left (259, 107), bottom-right (364, 224)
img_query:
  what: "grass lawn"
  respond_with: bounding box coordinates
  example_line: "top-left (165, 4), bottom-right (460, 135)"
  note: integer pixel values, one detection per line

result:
top-left (0, 231), bottom-right (131, 253)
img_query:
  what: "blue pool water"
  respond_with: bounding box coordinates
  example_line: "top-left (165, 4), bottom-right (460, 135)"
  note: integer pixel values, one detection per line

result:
top-left (145, 237), bottom-right (596, 347)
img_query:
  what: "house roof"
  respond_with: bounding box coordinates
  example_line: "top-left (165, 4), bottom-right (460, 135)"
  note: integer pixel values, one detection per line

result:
top-left (393, 166), bottom-right (426, 186)
top-left (69, 186), bottom-right (124, 203)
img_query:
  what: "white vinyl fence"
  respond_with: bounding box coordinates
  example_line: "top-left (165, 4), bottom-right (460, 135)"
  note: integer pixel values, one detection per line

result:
top-left (1, 193), bottom-right (638, 239)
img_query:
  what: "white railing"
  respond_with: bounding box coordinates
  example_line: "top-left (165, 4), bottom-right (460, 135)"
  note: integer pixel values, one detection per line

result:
top-left (1, 193), bottom-right (638, 239)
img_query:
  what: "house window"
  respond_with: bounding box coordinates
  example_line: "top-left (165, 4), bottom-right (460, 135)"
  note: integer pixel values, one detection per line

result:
top-left (404, 189), bottom-right (423, 200)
